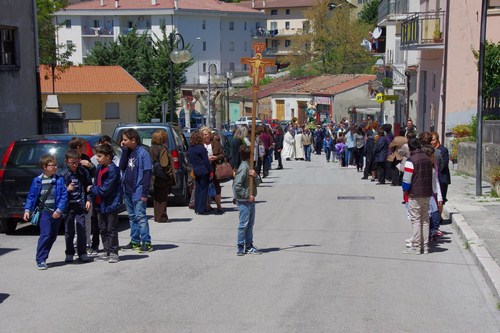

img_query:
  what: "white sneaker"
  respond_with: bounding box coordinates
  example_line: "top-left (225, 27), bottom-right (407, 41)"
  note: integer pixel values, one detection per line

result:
top-left (405, 238), bottom-right (413, 248)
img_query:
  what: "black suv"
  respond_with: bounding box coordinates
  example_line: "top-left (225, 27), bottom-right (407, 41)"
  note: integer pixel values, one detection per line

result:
top-left (0, 134), bottom-right (122, 233)
top-left (112, 123), bottom-right (191, 206)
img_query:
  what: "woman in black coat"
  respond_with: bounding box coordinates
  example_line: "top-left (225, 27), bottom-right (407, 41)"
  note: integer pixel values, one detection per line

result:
top-left (187, 131), bottom-right (212, 215)
top-left (362, 129), bottom-right (375, 180)
top-left (373, 129), bottom-right (389, 184)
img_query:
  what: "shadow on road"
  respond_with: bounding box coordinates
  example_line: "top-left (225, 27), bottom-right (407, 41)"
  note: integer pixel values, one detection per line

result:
top-left (0, 248), bottom-right (18, 256)
top-left (259, 244), bottom-right (319, 253)
top-left (0, 293), bottom-right (10, 303)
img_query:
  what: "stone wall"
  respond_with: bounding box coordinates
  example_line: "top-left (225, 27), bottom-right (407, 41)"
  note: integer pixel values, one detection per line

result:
top-left (483, 120), bottom-right (500, 144)
top-left (458, 142), bottom-right (500, 181)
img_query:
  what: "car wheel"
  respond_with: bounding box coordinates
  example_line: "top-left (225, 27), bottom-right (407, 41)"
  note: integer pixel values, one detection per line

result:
top-left (0, 218), bottom-right (18, 234)
top-left (174, 176), bottom-right (190, 206)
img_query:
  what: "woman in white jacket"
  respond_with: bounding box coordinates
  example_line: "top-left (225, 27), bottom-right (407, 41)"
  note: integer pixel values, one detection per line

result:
top-left (282, 127), bottom-right (295, 161)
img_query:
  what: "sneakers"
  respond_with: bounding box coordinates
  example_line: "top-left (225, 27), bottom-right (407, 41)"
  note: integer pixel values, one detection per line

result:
top-left (402, 248), bottom-right (421, 255)
top-left (138, 243), bottom-right (153, 253)
top-left (94, 254), bottom-right (110, 262)
top-left (108, 253), bottom-right (120, 263)
top-left (121, 242), bottom-right (140, 251)
top-left (87, 248), bottom-right (99, 256)
top-left (423, 248), bottom-right (429, 254)
top-left (405, 238), bottom-right (413, 248)
top-left (245, 246), bottom-right (262, 255)
top-left (79, 254), bottom-right (91, 262)
top-left (37, 261), bottom-right (48, 270)
top-left (65, 255), bottom-right (74, 263)
top-left (237, 246), bottom-right (245, 256)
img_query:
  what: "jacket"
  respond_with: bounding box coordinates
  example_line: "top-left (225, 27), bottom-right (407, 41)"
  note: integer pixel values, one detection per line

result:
top-left (403, 149), bottom-right (434, 198)
top-left (388, 136), bottom-right (408, 162)
top-left (60, 165), bottom-right (93, 209)
top-left (188, 144), bottom-right (212, 177)
top-left (119, 145), bottom-right (152, 201)
top-left (90, 163), bottom-right (123, 213)
top-left (24, 174), bottom-right (68, 214)
top-left (437, 145), bottom-right (451, 184)
top-left (374, 136), bottom-right (389, 163)
top-left (233, 160), bottom-right (261, 201)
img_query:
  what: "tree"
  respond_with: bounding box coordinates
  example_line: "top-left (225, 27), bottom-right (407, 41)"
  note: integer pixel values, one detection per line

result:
top-left (358, 0), bottom-right (381, 26)
top-left (284, 0), bottom-right (374, 76)
top-left (85, 27), bottom-right (194, 122)
top-left (473, 41), bottom-right (500, 96)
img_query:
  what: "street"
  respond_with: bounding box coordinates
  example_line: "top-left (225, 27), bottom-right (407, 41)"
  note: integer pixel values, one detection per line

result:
top-left (1, 154), bottom-right (500, 333)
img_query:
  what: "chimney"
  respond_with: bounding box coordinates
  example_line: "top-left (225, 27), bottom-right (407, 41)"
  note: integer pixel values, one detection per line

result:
top-left (100, 0), bottom-right (104, 7)
top-left (115, 0), bottom-right (119, 8)
top-left (152, 0), bottom-right (157, 5)
top-left (263, 0), bottom-right (266, 7)
top-left (252, 0), bottom-right (255, 8)
top-left (174, 0), bottom-right (179, 10)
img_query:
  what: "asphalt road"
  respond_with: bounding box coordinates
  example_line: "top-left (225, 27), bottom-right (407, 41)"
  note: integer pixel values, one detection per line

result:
top-left (1, 153), bottom-right (500, 332)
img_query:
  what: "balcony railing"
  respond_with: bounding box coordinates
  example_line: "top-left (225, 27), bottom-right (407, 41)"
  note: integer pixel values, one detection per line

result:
top-left (378, 0), bottom-right (409, 24)
top-left (392, 64), bottom-right (406, 86)
top-left (401, 11), bottom-right (445, 49)
top-left (82, 27), bottom-right (113, 36)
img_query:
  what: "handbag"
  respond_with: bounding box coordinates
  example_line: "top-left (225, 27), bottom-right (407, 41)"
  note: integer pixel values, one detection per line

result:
top-left (208, 181), bottom-right (216, 198)
top-left (215, 161), bottom-right (233, 181)
top-left (30, 183), bottom-right (53, 226)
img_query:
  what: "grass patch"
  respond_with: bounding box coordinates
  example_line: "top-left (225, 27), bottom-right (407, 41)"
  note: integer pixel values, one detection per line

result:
top-left (464, 241), bottom-right (470, 250)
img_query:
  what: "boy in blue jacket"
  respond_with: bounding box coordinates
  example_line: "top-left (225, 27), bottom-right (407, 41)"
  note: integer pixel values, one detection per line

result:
top-left (24, 155), bottom-right (68, 270)
top-left (88, 144), bottom-right (123, 263)
top-left (61, 149), bottom-right (93, 263)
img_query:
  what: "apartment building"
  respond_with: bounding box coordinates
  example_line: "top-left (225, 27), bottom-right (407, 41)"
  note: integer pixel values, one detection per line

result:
top-left (55, 0), bottom-right (265, 85)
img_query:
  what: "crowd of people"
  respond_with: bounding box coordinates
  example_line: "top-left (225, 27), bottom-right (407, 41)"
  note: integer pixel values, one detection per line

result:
top-left (24, 117), bottom-right (451, 269)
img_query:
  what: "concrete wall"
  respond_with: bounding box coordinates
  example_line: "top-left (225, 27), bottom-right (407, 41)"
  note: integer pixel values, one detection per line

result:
top-left (0, 0), bottom-right (39, 155)
top-left (458, 141), bottom-right (500, 181)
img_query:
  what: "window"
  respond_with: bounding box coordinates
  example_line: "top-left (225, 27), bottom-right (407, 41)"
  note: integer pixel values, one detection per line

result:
top-left (203, 63), bottom-right (206, 73)
top-left (65, 20), bottom-right (72, 28)
top-left (93, 20), bottom-right (100, 28)
top-left (229, 41), bottom-right (235, 52)
top-left (66, 40), bottom-right (74, 49)
top-left (285, 22), bottom-right (290, 30)
top-left (271, 10), bottom-right (278, 15)
top-left (244, 22), bottom-right (247, 31)
top-left (62, 104), bottom-right (82, 120)
top-left (285, 40), bottom-right (291, 47)
top-left (229, 21), bottom-right (234, 30)
top-left (105, 103), bottom-right (120, 119)
top-left (244, 41), bottom-right (247, 52)
top-left (270, 21), bottom-right (277, 30)
top-left (0, 26), bottom-right (17, 67)
top-left (202, 20), bottom-right (206, 30)
top-left (229, 62), bottom-right (235, 71)
top-left (203, 41), bottom-right (206, 51)
top-left (286, 9), bottom-right (290, 15)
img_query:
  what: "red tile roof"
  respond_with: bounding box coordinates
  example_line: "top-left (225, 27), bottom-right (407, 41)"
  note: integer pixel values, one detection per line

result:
top-left (40, 66), bottom-right (148, 95)
top-left (249, 0), bottom-right (317, 9)
top-left (234, 74), bottom-right (376, 99)
top-left (65, 0), bottom-right (261, 13)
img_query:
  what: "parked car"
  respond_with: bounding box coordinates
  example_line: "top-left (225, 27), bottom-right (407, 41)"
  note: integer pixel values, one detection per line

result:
top-left (0, 134), bottom-right (122, 234)
top-left (112, 123), bottom-right (191, 206)
top-left (263, 118), bottom-right (280, 129)
top-left (235, 116), bottom-right (262, 127)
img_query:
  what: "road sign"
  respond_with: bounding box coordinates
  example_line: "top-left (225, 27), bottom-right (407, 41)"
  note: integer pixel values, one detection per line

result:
top-left (375, 93), bottom-right (399, 103)
top-left (376, 93), bottom-right (384, 103)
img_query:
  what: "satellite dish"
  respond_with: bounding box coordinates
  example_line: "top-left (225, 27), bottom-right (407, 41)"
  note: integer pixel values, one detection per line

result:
top-left (372, 27), bottom-right (382, 39)
top-left (361, 39), bottom-right (371, 52)
top-left (375, 58), bottom-right (384, 66)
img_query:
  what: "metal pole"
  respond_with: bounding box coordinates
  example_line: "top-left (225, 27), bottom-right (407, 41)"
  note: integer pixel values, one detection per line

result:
top-left (249, 90), bottom-right (258, 196)
top-left (207, 65), bottom-right (211, 127)
top-left (476, 0), bottom-right (488, 196)
top-left (226, 77), bottom-right (230, 129)
top-left (169, 33), bottom-right (175, 123)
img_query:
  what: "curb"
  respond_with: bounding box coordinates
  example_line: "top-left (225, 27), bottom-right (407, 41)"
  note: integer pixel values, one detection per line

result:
top-left (444, 203), bottom-right (500, 303)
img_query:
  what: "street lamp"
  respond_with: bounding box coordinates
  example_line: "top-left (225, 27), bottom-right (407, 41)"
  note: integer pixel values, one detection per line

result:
top-left (206, 63), bottom-right (219, 128)
top-left (168, 32), bottom-right (190, 123)
top-left (224, 72), bottom-right (233, 129)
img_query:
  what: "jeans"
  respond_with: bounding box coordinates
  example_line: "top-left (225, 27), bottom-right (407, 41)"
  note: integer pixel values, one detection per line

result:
top-left (344, 148), bottom-right (351, 166)
top-left (36, 211), bottom-right (61, 264)
top-left (124, 194), bottom-right (151, 244)
top-left (303, 145), bottom-right (311, 161)
top-left (64, 204), bottom-right (87, 256)
top-left (236, 201), bottom-right (256, 248)
top-left (98, 212), bottom-right (119, 255)
top-left (324, 147), bottom-right (331, 161)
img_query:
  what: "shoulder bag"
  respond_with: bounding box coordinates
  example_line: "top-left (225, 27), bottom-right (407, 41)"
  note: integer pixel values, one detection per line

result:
top-left (30, 183), bottom-right (53, 226)
top-left (215, 159), bottom-right (234, 182)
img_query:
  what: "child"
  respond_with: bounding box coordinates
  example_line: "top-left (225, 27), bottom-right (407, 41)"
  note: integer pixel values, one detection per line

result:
top-left (323, 135), bottom-right (333, 162)
top-left (233, 145), bottom-right (262, 256)
top-left (88, 144), bottom-right (123, 263)
top-left (61, 149), bottom-right (93, 263)
top-left (119, 128), bottom-right (153, 253)
top-left (24, 155), bottom-right (68, 270)
top-left (335, 137), bottom-right (346, 167)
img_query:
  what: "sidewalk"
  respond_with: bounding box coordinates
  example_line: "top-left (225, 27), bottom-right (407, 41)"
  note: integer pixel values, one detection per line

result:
top-left (443, 168), bottom-right (500, 302)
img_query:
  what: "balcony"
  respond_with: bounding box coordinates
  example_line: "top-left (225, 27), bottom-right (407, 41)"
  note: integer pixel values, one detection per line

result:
top-left (264, 47), bottom-right (291, 56)
top-left (401, 11), bottom-right (445, 50)
top-left (378, 0), bottom-right (409, 26)
top-left (82, 26), bottom-right (113, 37)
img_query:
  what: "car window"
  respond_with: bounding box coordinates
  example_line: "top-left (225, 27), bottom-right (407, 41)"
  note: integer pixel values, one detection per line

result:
top-left (115, 128), bottom-right (161, 147)
top-left (7, 142), bottom-right (68, 169)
